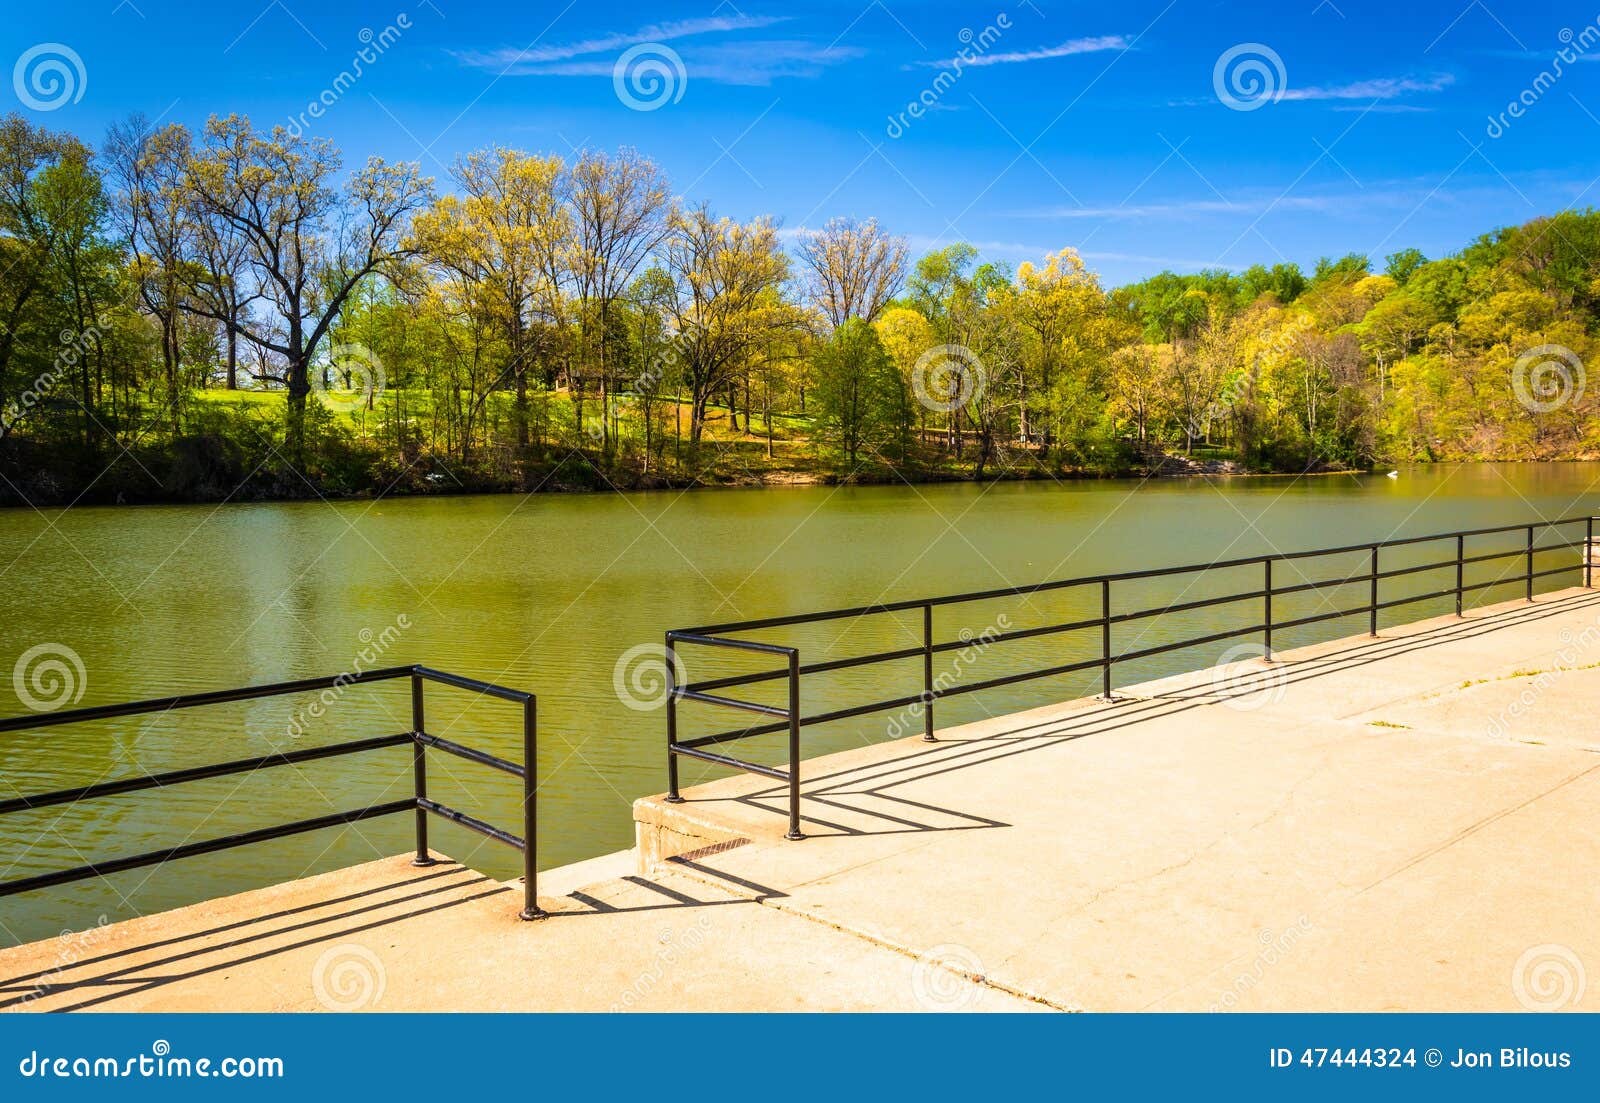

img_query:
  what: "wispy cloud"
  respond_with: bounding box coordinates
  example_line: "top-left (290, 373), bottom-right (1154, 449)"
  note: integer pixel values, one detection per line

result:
top-left (453, 15), bottom-right (859, 86)
top-left (1010, 197), bottom-right (1342, 220)
top-left (1330, 103), bottom-right (1436, 113)
top-left (1279, 73), bottom-right (1454, 101)
top-left (501, 42), bottom-right (863, 86)
top-left (455, 15), bottom-right (789, 69)
top-left (915, 34), bottom-right (1130, 69)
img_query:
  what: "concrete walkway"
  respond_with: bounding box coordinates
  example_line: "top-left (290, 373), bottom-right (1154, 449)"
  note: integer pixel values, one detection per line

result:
top-left (4, 590), bottom-right (1597, 1011)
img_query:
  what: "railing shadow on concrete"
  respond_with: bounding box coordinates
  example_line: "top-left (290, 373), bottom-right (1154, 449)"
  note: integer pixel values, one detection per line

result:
top-left (0, 857), bottom-right (785, 1011)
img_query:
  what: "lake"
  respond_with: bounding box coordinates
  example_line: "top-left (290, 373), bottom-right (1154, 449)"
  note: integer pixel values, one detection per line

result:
top-left (2, 461), bottom-right (1597, 945)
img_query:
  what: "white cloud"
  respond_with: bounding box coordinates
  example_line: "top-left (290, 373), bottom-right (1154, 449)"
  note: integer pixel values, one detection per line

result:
top-left (1010, 197), bottom-right (1340, 220)
top-left (454, 15), bottom-right (791, 70)
top-left (916, 35), bottom-right (1130, 69)
top-left (1279, 73), bottom-right (1455, 102)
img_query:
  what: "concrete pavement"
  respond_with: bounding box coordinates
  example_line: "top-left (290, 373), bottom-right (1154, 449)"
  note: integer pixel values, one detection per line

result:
top-left (3, 589), bottom-right (1596, 1011)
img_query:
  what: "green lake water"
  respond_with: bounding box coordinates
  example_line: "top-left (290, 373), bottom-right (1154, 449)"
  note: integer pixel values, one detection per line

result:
top-left (3, 461), bottom-right (1598, 946)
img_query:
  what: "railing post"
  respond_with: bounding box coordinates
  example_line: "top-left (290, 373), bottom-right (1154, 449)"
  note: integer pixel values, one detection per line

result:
top-left (1263, 558), bottom-right (1273, 661)
top-left (665, 634), bottom-right (683, 804)
top-left (1368, 545), bottom-right (1379, 638)
top-left (1100, 578), bottom-right (1114, 701)
top-left (1455, 533), bottom-right (1465, 617)
top-left (922, 603), bottom-right (936, 742)
top-left (1589, 517), bottom-right (1595, 589)
top-left (410, 670), bottom-right (433, 867)
top-left (1526, 524), bottom-right (1535, 602)
top-left (785, 648), bottom-right (804, 841)
top-left (519, 695), bottom-right (544, 920)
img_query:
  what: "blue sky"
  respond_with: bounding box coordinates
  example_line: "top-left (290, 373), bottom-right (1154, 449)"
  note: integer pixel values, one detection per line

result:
top-left (4, 0), bottom-right (1598, 284)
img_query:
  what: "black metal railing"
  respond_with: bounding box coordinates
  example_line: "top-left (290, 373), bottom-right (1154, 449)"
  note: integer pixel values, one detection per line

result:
top-left (665, 514), bottom-right (1597, 835)
top-left (0, 664), bottom-right (545, 920)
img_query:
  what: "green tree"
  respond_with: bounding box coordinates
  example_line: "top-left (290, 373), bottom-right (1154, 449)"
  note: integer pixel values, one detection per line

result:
top-left (810, 318), bottom-right (910, 468)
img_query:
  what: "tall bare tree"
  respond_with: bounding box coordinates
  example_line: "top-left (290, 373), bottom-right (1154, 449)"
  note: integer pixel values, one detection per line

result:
top-left (567, 148), bottom-right (672, 452)
top-left (795, 216), bottom-right (907, 328)
top-left (657, 203), bottom-right (795, 447)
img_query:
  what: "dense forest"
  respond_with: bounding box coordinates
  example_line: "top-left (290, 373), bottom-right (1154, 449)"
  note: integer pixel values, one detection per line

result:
top-left (1, 110), bottom-right (1596, 505)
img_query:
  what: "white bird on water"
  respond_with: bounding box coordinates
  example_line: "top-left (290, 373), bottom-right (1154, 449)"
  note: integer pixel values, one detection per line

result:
top-left (1385, 470), bottom-right (1399, 479)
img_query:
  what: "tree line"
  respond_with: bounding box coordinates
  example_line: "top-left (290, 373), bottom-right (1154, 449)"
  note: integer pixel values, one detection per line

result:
top-left (1, 109), bottom-right (1594, 504)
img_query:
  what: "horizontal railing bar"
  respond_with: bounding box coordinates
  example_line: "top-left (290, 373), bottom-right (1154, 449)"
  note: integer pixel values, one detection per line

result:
top-left (1269, 516), bottom-right (1588, 561)
top-left (685, 645), bottom-right (927, 694)
top-left (412, 666), bottom-right (531, 703)
top-left (0, 666), bottom-right (417, 735)
top-left (0, 800), bottom-right (416, 898)
top-left (1269, 605), bottom-right (1372, 632)
top-left (946, 617), bottom-right (1103, 649)
top-left (0, 733), bottom-right (414, 817)
top-left (681, 515), bottom-right (1594, 636)
top-left (668, 743), bottom-right (790, 780)
top-left (1112, 623), bottom-right (1267, 666)
top-left (921, 658), bottom-right (1104, 703)
top-left (416, 797), bottom-right (523, 850)
top-left (800, 654), bottom-right (1114, 727)
top-left (414, 732), bottom-right (525, 779)
top-left (1271, 570), bottom-right (1379, 597)
top-left (798, 691), bottom-right (930, 728)
top-left (1110, 589), bottom-right (1264, 625)
top-left (684, 619), bottom-right (1110, 696)
top-left (667, 632), bottom-right (797, 657)
top-left (1375, 586), bottom-right (1461, 613)
top-left (679, 720), bottom-right (790, 747)
top-left (674, 689), bottom-right (790, 718)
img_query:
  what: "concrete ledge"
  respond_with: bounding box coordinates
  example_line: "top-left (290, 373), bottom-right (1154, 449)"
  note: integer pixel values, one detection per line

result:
top-left (633, 793), bottom-right (753, 873)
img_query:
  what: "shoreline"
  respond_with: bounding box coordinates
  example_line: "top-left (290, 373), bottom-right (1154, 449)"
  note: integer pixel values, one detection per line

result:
top-left (0, 455), bottom-right (1376, 512)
